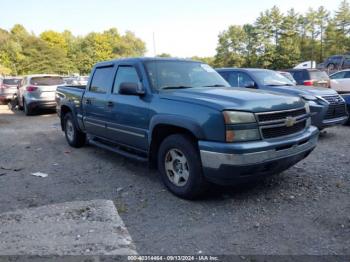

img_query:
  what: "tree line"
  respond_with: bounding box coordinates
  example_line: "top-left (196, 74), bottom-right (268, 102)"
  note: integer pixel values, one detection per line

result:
top-left (1, 1), bottom-right (350, 76)
top-left (213, 0), bottom-right (350, 69)
top-left (0, 25), bottom-right (146, 75)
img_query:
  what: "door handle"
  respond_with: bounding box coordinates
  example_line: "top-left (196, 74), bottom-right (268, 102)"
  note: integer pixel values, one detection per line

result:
top-left (85, 99), bottom-right (91, 105)
top-left (107, 101), bottom-right (114, 107)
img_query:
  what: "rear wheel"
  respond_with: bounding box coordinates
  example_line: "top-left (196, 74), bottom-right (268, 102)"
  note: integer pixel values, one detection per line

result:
top-left (157, 134), bottom-right (208, 199)
top-left (23, 99), bottom-right (33, 116)
top-left (64, 112), bottom-right (86, 148)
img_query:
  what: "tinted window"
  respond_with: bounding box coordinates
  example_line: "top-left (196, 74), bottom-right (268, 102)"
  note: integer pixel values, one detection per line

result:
top-left (238, 73), bottom-right (254, 87)
top-left (3, 79), bottom-right (21, 85)
top-left (30, 76), bottom-right (64, 86)
top-left (226, 72), bottom-right (239, 87)
top-left (291, 71), bottom-right (304, 81)
top-left (345, 71), bottom-right (350, 78)
top-left (330, 72), bottom-right (346, 79)
top-left (90, 66), bottom-right (114, 93)
top-left (113, 66), bottom-right (140, 94)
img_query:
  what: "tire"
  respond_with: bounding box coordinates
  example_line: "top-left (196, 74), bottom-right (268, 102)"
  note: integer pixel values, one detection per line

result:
top-left (157, 134), bottom-right (209, 199)
top-left (23, 99), bottom-right (33, 116)
top-left (64, 112), bottom-right (86, 148)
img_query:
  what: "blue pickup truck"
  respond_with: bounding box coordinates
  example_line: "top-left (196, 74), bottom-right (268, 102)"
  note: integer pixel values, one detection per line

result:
top-left (56, 58), bottom-right (319, 199)
top-left (216, 68), bottom-right (349, 129)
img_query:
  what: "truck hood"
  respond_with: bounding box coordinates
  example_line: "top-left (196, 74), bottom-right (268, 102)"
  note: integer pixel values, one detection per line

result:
top-left (263, 85), bottom-right (338, 97)
top-left (159, 87), bottom-right (304, 112)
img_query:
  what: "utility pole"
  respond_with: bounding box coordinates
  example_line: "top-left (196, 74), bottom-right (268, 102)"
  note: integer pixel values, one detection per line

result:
top-left (153, 32), bottom-right (157, 57)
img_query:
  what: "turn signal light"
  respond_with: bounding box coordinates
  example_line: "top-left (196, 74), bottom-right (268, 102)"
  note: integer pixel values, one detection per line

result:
top-left (226, 130), bottom-right (235, 142)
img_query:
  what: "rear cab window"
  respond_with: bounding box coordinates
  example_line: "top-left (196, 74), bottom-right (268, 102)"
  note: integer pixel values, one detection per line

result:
top-left (90, 66), bottom-right (115, 93)
top-left (30, 76), bottom-right (64, 86)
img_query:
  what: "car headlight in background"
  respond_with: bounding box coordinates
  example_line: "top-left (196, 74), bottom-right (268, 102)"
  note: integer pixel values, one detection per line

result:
top-left (223, 111), bottom-right (256, 124)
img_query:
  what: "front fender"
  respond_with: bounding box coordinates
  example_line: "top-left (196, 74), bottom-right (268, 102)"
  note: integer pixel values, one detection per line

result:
top-left (149, 114), bottom-right (206, 143)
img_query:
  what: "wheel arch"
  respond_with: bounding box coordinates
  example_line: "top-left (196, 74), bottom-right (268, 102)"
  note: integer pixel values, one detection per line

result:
top-left (148, 115), bottom-right (205, 168)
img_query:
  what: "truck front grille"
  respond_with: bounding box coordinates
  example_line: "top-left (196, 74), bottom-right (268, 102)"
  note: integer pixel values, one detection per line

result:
top-left (257, 108), bottom-right (306, 123)
top-left (325, 104), bottom-right (347, 119)
top-left (256, 107), bottom-right (308, 139)
top-left (261, 120), bottom-right (306, 139)
top-left (322, 95), bottom-right (344, 105)
top-left (321, 95), bottom-right (347, 120)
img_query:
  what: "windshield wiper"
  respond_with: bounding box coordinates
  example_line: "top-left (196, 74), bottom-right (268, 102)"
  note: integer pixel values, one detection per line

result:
top-left (267, 84), bottom-right (294, 87)
top-left (204, 84), bottom-right (227, 87)
top-left (161, 86), bottom-right (193, 90)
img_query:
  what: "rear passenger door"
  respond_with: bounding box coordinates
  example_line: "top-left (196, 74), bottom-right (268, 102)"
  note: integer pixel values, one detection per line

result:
top-left (83, 65), bottom-right (115, 138)
top-left (105, 63), bottom-right (150, 151)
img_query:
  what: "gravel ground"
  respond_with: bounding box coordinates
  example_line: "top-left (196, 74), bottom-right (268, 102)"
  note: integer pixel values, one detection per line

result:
top-left (0, 105), bottom-right (349, 255)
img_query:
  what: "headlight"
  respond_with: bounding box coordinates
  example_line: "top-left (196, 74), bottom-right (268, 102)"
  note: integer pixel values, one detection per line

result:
top-left (223, 111), bottom-right (256, 124)
top-left (301, 95), bottom-right (317, 101)
top-left (226, 129), bottom-right (260, 142)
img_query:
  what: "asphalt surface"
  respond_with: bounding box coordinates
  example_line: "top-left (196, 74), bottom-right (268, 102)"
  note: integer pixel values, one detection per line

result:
top-left (0, 105), bottom-right (349, 255)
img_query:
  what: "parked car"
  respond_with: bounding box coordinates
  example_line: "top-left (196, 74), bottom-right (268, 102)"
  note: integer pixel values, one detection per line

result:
top-left (341, 93), bottom-right (350, 125)
top-left (216, 68), bottom-right (348, 130)
top-left (278, 71), bottom-right (297, 85)
top-left (0, 77), bottom-right (22, 104)
top-left (72, 76), bottom-right (89, 86)
top-left (56, 58), bottom-right (319, 199)
top-left (320, 55), bottom-right (350, 71)
top-left (17, 74), bottom-right (64, 115)
top-left (286, 69), bottom-right (330, 88)
top-left (329, 69), bottom-right (350, 93)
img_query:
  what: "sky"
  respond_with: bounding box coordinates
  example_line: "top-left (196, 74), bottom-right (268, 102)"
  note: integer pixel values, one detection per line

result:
top-left (0, 0), bottom-right (344, 57)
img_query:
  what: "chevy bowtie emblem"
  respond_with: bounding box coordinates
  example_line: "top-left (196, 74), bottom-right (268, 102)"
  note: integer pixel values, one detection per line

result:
top-left (285, 116), bottom-right (297, 127)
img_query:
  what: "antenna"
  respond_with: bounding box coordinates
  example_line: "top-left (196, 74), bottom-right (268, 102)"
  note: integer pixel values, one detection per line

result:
top-left (153, 32), bottom-right (157, 57)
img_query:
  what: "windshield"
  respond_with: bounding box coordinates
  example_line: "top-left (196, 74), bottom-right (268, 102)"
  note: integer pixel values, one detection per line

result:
top-left (254, 70), bottom-right (294, 86)
top-left (279, 72), bottom-right (296, 83)
top-left (144, 61), bottom-right (229, 90)
top-left (30, 76), bottom-right (64, 86)
top-left (3, 79), bottom-right (21, 85)
top-left (309, 71), bottom-right (329, 80)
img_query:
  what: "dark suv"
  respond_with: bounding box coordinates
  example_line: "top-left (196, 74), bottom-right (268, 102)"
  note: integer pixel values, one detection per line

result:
top-left (321, 55), bottom-right (350, 71)
top-left (287, 69), bottom-right (330, 88)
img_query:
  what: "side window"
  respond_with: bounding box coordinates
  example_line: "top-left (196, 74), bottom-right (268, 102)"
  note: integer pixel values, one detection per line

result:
top-left (344, 71), bottom-right (350, 78)
top-left (292, 71), bottom-right (304, 83)
top-left (90, 66), bottom-right (114, 93)
top-left (113, 66), bottom-right (140, 94)
top-left (226, 72), bottom-right (239, 87)
top-left (238, 73), bottom-right (254, 87)
top-left (331, 72), bottom-right (346, 79)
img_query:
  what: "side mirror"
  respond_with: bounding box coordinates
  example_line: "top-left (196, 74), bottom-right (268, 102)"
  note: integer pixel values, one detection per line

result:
top-left (244, 81), bottom-right (256, 88)
top-left (119, 82), bottom-right (145, 96)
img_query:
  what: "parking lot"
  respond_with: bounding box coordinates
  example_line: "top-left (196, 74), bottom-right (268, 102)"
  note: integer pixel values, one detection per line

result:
top-left (0, 104), bottom-right (349, 255)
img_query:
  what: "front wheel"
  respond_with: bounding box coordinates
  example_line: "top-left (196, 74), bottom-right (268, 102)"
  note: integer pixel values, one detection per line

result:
top-left (157, 134), bottom-right (209, 199)
top-left (64, 112), bottom-right (86, 148)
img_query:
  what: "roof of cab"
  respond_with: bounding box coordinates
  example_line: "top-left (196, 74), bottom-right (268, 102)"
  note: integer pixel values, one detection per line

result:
top-left (216, 68), bottom-right (273, 72)
top-left (94, 57), bottom-right (200, 67)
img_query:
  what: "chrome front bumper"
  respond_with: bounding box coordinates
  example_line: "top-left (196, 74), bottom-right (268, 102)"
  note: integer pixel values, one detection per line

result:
top-left (200, 132), bottom-right (318, 169)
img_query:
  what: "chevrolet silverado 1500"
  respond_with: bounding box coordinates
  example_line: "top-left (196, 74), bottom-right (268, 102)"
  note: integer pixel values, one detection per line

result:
top-left (56, 58), bottom-right (319, 199)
